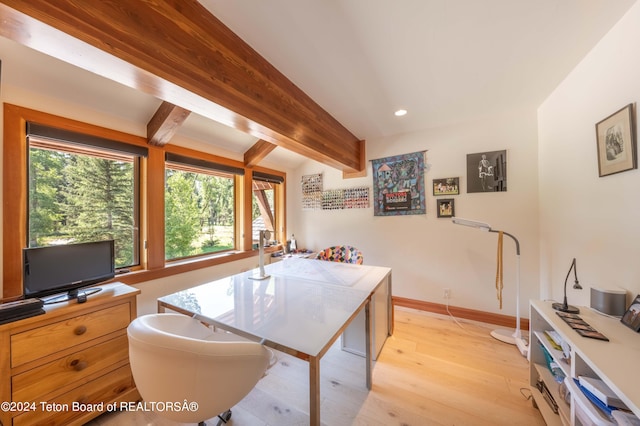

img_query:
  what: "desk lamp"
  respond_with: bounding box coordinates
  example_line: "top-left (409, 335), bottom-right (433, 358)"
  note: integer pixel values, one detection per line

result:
top-left (552, 258), bottom-right (582, 314)
top-left (451, 217), bottom-right (528, 357)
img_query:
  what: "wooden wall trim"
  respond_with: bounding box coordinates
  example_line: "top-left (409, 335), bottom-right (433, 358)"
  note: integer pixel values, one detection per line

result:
top-left (393, 296), bottom-right (530, 331)
top-left (0, 0), bottom-right (364, 173)
top-left (3, 104), bottom-right (28, 300)
top-left (145, 146), bottom-right (165, 270)
top-left (2, 104), bottom-right (149, 299)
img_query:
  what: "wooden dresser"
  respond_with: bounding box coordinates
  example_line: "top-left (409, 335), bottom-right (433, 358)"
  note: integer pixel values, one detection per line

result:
top-left (0, 283), bottom-right (141, 426)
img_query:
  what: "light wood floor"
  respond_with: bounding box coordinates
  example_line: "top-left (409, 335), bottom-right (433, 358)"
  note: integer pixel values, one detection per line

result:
top-left (89, 307), bottom-right (545, 425)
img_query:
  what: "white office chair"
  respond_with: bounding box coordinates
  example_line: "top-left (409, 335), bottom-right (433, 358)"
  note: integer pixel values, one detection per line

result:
top-left (127, 313), bottom-right (272, 425)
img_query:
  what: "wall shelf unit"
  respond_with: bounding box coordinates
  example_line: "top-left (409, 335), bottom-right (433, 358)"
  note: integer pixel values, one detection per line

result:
top-left (530, 300), bottom-right (640, 425)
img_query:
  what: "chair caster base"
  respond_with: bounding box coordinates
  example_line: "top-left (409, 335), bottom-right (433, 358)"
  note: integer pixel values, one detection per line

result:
top-left (197, 409), bottom-right (232, 426)
top-left (216, 409), bottom-right (232, 426)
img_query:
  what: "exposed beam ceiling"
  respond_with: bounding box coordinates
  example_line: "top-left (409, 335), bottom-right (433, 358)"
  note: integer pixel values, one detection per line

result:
top-left (0, 0), bottom-right (636, 172)
top-left (0, 0), bottom-right (363, 172)
top-left (244, 140), bottom-right (277, 168)
top-left (146, 101), bottom-right (191, 147)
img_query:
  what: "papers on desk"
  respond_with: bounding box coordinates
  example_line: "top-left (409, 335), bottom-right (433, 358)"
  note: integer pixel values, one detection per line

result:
top-left (267, 258), bottom-right (368, 287)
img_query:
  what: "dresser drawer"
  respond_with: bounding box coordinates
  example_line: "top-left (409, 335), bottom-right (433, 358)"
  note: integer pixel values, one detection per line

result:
top-left (12, 334), bottom-right (129, 402)
top-left (10, 303), bottom-right (131, 368)
top-left (12, 364), bottom-right (135, 426)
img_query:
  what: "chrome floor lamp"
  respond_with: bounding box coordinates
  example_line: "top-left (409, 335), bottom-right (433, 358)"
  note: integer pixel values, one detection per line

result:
top-left (452, 217), bottom-right (528, 357)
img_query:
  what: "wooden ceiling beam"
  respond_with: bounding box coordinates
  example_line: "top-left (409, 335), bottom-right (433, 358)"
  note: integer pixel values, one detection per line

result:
top-left (0, 0), bottom-right (364, 172)
top-left (244, 139), bottom-right (277, 168)
top-left (147, 101), bottom-right (191, 147)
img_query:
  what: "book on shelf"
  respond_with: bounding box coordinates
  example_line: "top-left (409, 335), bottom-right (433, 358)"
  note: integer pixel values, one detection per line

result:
top-left (578, 376), bottom-right (629, 410)
top-left (573, 379), bottom-right (616, 418)
top-left (544, 330), bottom-right (563, 350)
top-left (612, 410), bottom-right (640, 426)
top-left (544, 330), bottom-right (571, 359)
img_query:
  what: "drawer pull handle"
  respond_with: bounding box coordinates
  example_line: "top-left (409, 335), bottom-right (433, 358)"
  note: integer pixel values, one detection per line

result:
top-left (74, 325), bottom-right (87, 335)
top-left (70, 359), bottom-right (88, 371)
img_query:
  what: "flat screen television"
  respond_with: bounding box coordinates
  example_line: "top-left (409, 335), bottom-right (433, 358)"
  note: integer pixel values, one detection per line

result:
top-left (23, 240), bottom-right (115, 304)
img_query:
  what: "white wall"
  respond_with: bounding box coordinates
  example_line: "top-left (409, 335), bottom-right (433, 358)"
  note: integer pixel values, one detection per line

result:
top-left (289, 106), bottom-right (540, 318)
top-left (538, 2), bottom-right (640, 308)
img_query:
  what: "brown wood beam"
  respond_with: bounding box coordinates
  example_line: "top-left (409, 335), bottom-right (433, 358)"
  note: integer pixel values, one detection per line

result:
top-left (147, 101), bottom-right (191, 147)
top-left (0, 0), bottom-right (364, 172)
top-left (244, 139), bottom-right (276, 168)
top-left (343, 140), bottom-right (367, 179)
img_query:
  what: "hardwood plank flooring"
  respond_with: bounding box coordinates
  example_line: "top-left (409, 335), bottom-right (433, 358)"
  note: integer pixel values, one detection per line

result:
top-left (89, 307), bottom-right (545, 425)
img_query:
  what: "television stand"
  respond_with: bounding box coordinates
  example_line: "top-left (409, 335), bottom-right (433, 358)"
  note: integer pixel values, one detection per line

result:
top-left (43, 287), bottom-right (102, 304)
top-left (0, 282), bottom-right (140, 426)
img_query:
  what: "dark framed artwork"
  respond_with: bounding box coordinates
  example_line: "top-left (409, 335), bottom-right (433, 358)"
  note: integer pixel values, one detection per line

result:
top-left (433, 177), bottom-right (459, 196)
top-left (371, 151), bottom-right (426, 216)
top-left (621, 295), bottom-right (640, 332)
top-left (466, 150), bottom-right (507, 193)
top-left (436, 198), bottom-right (454, 218)
top-left (596, 103), bottom-right (637, 177)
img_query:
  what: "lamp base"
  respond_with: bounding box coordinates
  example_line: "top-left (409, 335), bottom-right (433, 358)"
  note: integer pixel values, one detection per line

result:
top-left (552, 302), bottom-right (580, 314)
top-left (490, 329), bottom-right (528, 357)
top-left (249, 274), bottom-right (270, 281)
top-left (491, 328), bottom-right (516, 345)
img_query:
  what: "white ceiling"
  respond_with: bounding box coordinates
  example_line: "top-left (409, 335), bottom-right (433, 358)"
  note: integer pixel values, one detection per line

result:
top-left (1, 0), bottom-right (637, 168)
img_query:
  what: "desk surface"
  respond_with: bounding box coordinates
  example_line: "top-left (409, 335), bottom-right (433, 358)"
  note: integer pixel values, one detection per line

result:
top-left (158, 258), bottom-right (391, 357)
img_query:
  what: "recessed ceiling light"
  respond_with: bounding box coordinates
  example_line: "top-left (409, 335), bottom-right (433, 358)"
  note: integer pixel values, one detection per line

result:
top-left (394, 109), bottom-right (407, 117)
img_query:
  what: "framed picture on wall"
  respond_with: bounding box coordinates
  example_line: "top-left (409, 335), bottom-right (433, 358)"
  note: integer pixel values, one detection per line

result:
top-left (620, 295), bottom-right (640, 332)
top-left (466, 150), bottom-right (507, 192)
top-left (436, 199), bottom-right (454, 218)
top-left (596, 103), bottom-right (637, 177)
top-left (371, 151), bottom-right (426, 216)
top-left (433, 177), bottom-right (459, 195)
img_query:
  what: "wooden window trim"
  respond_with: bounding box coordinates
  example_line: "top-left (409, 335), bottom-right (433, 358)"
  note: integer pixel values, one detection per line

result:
top-left (2, 104), bottom-right (287, 300)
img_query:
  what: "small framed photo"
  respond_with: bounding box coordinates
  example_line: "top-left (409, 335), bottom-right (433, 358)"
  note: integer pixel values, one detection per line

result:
top-left (621, 295), bottom-right (640, 332)
top-left (433, 177), bottom-right (459, 195)
top-left (437, 198), bottom-right (454, 218)
top-left (596, 103), bottom-right (637, 177)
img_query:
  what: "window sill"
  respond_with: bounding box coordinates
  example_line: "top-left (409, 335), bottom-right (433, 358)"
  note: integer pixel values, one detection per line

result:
top-left (112, 245), bottom-right (283, 285)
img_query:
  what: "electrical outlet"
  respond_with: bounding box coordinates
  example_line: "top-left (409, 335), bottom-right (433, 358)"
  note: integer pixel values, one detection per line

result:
top-left (443, 288), bottom-right (450, 299)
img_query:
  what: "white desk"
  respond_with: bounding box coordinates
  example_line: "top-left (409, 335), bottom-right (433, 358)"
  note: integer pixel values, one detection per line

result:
top-left (157, 258), bottom-right (392, 425)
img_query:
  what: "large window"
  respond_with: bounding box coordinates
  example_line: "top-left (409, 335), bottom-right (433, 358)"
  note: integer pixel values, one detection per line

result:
top-left (27, 124), bottom-right (144, 269)
top-left (164, 153), bottom-right (241, 260)
top-left (3, 105), bottom-right (286, 300)
top-left (251, 171), bottom-right (282, 246)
